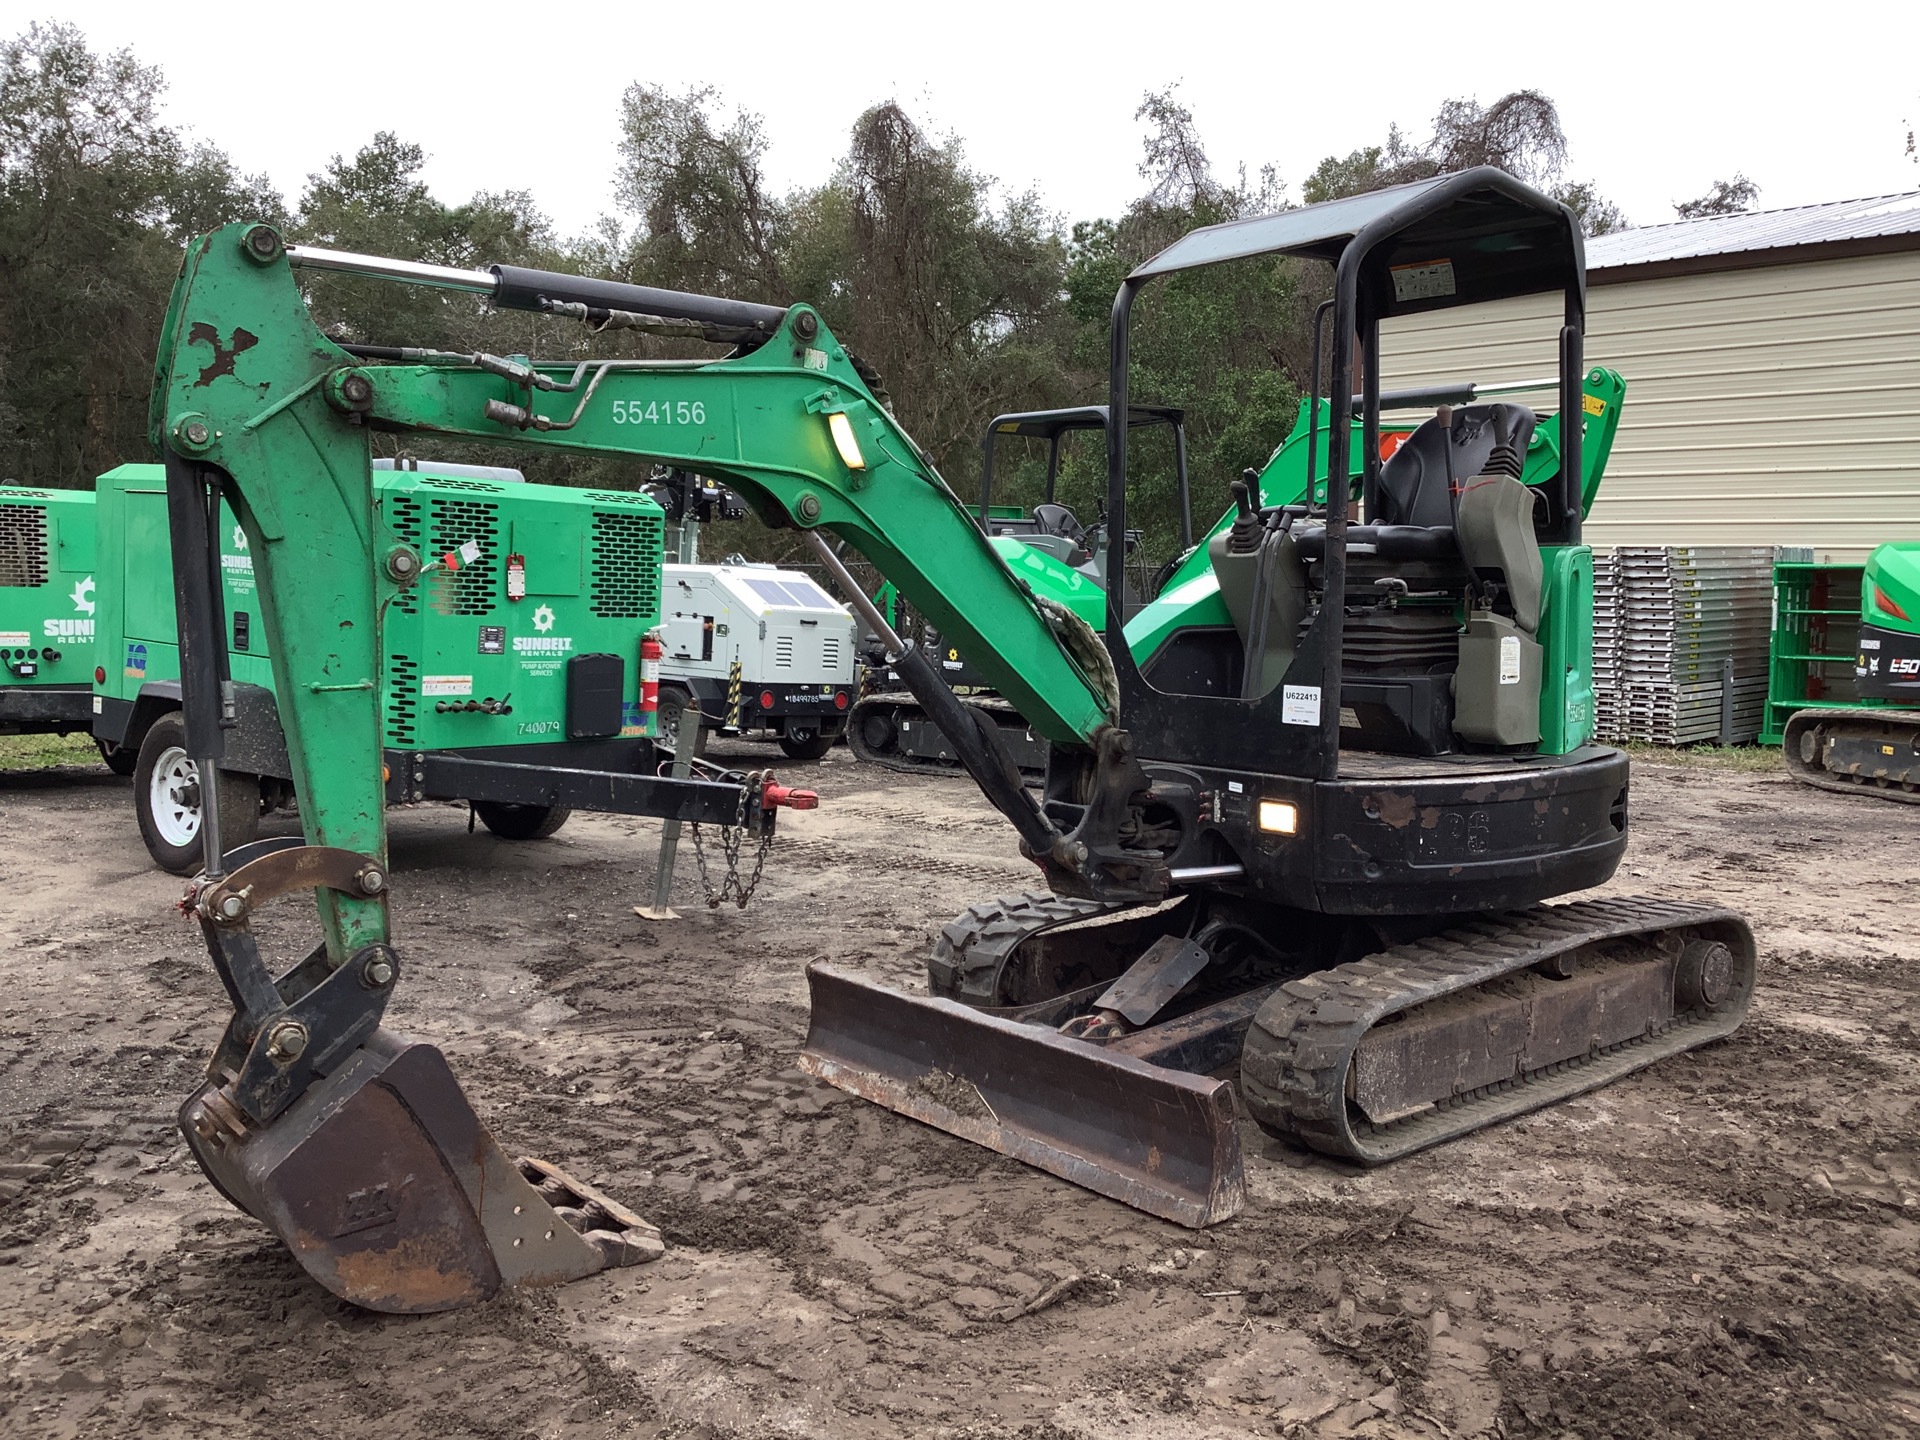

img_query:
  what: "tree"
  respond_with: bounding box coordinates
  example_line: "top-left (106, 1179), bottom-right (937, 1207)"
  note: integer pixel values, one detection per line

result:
top-left (615, 84), bottom-right (787, 302)
top-left (292, 132), bottom-right (562, 354)
top-left (824, 102), bottom-right (1069, 464)
top-left (1555, 181), bottom-right (1629, 237)
top-left (1302, 90), bottom-right (1627, 236)
top-left (1053, 92), bottom-right (1303, 560)
top-left (0, 22), bottom-right (282, 487)
top-left (1674, 174), bottom-right (1760, 219)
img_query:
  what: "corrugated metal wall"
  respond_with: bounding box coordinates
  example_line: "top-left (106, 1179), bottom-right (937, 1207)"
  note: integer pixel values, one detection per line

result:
top-left (1378, 249), bottom-right (1920, 562)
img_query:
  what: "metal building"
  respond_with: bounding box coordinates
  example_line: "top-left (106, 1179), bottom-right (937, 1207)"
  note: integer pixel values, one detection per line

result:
top-left (1379, 191), bottom-right (1920, 562)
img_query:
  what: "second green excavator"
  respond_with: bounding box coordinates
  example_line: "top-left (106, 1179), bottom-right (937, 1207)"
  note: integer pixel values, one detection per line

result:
top-left (146, 167), bottom-right (1753, 1312)
top-left (1784, 540), bottom-right (1920, 801)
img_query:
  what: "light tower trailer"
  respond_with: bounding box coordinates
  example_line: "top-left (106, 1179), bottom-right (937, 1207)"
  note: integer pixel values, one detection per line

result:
top-left (657, 562), bottom-right (859, 760)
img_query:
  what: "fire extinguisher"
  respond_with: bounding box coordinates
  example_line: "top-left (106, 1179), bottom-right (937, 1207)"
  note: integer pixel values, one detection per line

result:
top-left (640, 631), bottom-right (662, 738)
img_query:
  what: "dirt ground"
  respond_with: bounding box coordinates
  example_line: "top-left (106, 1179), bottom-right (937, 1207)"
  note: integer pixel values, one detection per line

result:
top-left (2, 740), bottom-right (1918, 1440)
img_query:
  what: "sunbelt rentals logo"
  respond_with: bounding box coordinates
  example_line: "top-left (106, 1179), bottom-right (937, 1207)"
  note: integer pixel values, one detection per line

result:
top-left (514, 605), bottom-right (573, 656)
top-left (223, 524), bottom-right (254, 577)
top-left (46, 575), bottom-right (95, 640)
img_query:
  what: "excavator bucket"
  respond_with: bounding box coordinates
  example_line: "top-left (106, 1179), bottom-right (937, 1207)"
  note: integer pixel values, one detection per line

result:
top-left (182, 1027), bottom-right (661, 1313)
top-left (797, 963), bottom-right (1246, 1227)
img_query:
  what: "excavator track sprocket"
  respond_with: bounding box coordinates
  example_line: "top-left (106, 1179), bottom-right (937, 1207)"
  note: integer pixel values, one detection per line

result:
top-left (1240, 896), bottom-right (1755, 1164)
top-left (1782, 707), bottom-right (1920, 804)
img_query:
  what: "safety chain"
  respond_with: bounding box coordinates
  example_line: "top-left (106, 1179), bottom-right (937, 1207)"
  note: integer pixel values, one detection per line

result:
top-left (689, 770), bottom-right (775, 909)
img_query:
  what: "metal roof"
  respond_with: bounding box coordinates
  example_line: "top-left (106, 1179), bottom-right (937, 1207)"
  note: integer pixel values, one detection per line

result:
top-left (1587, 190), bottom-right (1920, 271)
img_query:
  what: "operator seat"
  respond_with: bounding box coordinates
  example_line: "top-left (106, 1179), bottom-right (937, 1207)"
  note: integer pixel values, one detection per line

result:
top-left (1030, 503), bottom-right (1085, 543)
top-left (1376, 403), bottom-right (1536, 528)
top-left (1288, 402), bottom-right (1539, 562)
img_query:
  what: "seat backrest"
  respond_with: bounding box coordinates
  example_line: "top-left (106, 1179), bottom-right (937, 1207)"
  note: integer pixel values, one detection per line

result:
top-left (1030, 503), bottom-right (1084, 542)
top-left (1375, 403), bottom-right (1537, 528)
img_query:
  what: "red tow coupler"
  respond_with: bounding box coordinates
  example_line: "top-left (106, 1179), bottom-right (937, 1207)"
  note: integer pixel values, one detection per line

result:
top-left (761, 779), bottom-right (819, 812)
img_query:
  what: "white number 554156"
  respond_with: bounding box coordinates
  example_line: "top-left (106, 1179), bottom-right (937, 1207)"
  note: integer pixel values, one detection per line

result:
top-left (611, 399), bottom-right (706, 425)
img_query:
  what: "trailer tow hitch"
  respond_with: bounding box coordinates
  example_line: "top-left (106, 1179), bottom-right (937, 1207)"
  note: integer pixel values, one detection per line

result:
top-left (688, 769), bottom-right (818, 908)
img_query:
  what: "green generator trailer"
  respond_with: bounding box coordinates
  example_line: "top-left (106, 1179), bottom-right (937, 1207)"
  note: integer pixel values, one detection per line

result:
top-left (90, 460), bottom-right (798, 871)
top-left (0, 485), bottom-right (102, 744)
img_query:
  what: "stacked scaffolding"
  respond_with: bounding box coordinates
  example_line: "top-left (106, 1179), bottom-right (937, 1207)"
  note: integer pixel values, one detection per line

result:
top-left (1590, 546), bottom-right (1775, 745)
top-left (1592, 547), bottom-right (1625, 742)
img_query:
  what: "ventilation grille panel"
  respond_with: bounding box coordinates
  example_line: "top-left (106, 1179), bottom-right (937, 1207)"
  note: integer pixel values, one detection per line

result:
top-left (821, 637), bottom-right (840, 671)
top-left (419, 477), bottom-right (506, 494)
top-left (386, 494), bottom-right (423, 615)
top-left (590, 510), bottom-right (661, 619)
top-left (774, 635), bottom-right (795, 669)
top-left (387, 654), bottom-right (419, 745)
top-left (0, 505), bottom-right (49, 588)
top-left (427, 498), bottom-right (499, 615)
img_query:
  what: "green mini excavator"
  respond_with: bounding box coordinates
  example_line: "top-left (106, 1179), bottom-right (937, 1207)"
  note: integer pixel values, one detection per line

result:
top-left (1784, 541), bottom-right (1920, 801)
top-left (148, 168), bottom-right (1753, 1313)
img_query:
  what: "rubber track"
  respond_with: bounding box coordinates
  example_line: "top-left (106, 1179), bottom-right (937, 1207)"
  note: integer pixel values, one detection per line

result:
top-left (847, 692), bottom-right (1045, 778)
top-left (1781, 707), bottom-right (1920, 806)
top-left (927, 891), bottom-right (1131, 1003)
top-left (1239, 896), bottom-right (1755, 1165)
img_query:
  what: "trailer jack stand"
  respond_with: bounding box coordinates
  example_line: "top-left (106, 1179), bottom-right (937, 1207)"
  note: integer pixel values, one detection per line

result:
top-left (636, 697), bottom-right (705, 922)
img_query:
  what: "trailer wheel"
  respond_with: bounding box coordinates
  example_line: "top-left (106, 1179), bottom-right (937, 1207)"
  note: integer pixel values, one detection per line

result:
top-left (657, 687), bottom-right (708, 758)
top-left (132, 711), bottom-right (260, 875)
top-left (472, 801), bottom-right (572, 840)
top-left (778, 723), bottom-right (835, 761)
top-left (95, 738), bottom-right (138, 777)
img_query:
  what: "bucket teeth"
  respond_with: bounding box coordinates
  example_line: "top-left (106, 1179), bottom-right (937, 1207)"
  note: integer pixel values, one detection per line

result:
top-left (180, 1029), bottom-right (662, 1313)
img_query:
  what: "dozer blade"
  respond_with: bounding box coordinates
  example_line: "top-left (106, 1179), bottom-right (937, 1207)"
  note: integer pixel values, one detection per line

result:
top-left (797, 962), bottom-right (1244, 1227)
top-left (181, 1027), bottom-right (662, 1313)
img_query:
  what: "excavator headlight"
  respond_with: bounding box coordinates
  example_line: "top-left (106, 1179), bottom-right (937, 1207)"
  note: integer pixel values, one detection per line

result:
top-left (827, 411), bottom-right (866, 470)
top-left (1257, 800), bottom-right (1298, 835)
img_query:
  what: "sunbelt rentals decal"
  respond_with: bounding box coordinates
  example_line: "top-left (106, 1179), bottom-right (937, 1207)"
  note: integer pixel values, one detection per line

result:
top-left (514, 604), bottom-right (573, 676)
top-left (222, 524), bottom-right (256, 596)
top-left (45, 576), bottom-right (95, 641)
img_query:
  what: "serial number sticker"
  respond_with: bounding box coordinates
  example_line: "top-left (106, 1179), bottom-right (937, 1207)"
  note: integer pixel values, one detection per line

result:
top-left (421, 674), bottom-right (473, 697)
top-left (1499, 634), bottom-right (1522, 685)
top-left (610, 398), bottom-right (709, 425)
top-left (1282, 684), bottom-right (1322, 727)
top-left (1390, 258), bottom-right (1455, 303)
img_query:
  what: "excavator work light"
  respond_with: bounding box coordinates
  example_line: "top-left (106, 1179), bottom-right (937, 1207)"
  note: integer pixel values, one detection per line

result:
top-left (827, 412), bottom-right (866, 470)
top-left (1257, 800), bottom-right (1298, 835)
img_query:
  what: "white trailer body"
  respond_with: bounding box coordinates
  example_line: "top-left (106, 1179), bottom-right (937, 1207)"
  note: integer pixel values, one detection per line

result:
top-left (658, 563), bottom-right (858, 759)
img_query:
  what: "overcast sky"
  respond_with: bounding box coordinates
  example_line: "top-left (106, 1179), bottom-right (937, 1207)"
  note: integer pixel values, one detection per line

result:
top-left (39, 0), bottom-right (1920, 241)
